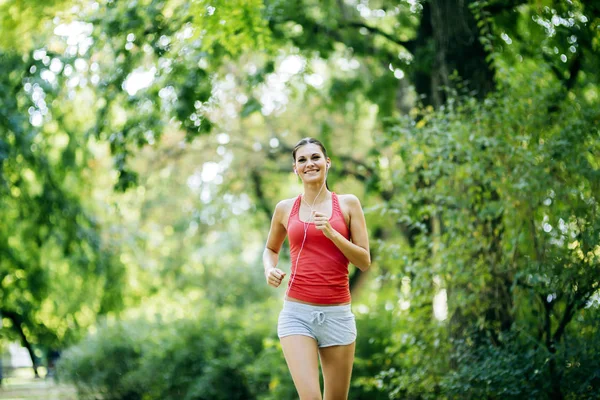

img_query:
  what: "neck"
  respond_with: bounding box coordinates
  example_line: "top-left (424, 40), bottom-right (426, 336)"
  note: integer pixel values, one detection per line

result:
top-left (302, 182), bottom-right (329, 206)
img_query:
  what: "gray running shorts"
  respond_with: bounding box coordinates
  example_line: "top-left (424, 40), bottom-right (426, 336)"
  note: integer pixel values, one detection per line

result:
top-left (277, 300), bottom-right (357, 348)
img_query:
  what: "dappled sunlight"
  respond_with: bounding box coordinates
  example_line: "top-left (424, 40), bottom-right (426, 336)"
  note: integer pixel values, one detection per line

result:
top-left (433, 289), bottom-right (448, 322)
top-left (123, 67), bottom-right (157, 96)
top-left (1, 0), bottom-right (599, 399)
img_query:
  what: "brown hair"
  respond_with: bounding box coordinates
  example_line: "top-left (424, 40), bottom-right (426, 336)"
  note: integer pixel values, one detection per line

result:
top-left (292, 137), bottom-right (329, 162)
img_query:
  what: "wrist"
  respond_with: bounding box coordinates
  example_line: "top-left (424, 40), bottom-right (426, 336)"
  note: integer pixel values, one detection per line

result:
top-left (326, 228), bottom-right (339, 241)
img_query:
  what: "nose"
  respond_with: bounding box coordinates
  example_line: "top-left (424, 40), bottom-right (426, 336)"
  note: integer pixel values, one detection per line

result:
top-left (305, 159), bottom-right (317, 169)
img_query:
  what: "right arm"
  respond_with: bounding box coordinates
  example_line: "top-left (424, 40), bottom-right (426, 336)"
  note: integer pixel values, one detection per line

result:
top-left (263, 200), bottom-right (289, 287)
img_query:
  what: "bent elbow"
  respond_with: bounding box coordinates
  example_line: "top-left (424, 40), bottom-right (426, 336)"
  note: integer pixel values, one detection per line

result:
top-left (357, 257), bottom-right (371, 272)
top-left (264, 246), bottom-right (279, 256)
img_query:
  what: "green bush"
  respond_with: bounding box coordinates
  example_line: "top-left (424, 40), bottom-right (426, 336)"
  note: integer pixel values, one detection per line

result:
top-left (440, 333), bottom-right (551, 399)
top-left (56, 321), bottom-right (146, 399)
top-left (57, 303), bottom-right (280, 400)
top-left (364, 74), bottom-right (600, 399)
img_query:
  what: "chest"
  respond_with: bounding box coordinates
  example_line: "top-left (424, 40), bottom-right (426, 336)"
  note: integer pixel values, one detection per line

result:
top-left (284, 196), bottom-right (350, 228)
top-left (297, 201), bottom-right (333, 223)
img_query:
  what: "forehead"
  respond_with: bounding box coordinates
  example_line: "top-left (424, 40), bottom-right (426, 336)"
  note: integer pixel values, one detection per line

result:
top-left (295, 143), bottom-right (324, 159)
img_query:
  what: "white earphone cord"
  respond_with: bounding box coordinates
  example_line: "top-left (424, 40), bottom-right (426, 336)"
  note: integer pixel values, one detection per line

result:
top-left (285, 167), bottom-right (328, 298)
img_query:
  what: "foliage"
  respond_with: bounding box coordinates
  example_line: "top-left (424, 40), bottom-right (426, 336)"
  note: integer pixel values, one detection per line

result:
top-left (1, 0), bottom-right (599, 398)
top-left (0, 0), bottom-right (72, 52)
top-left (368, 73), bottom-right (600, 398)
top-left (57, 300), bottom-right (278, 400)
top-left (0, 49), bottom-right (126, 360)
top-left (0, 0), bottom-right (273, 361)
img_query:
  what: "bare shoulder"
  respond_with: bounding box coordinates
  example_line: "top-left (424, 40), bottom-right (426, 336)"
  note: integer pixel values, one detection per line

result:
top-left (338, 193), bottom-right (362, 209)
top-left (337, 194), bottom-right (363, 225)
top-left (275, 197), bottom-right (296, 213)
top-left (273, 197), bottom-right (297, 225)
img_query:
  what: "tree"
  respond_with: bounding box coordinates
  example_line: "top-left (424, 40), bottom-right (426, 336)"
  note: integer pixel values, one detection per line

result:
top-left (1, 0), bottom-right (599, 397)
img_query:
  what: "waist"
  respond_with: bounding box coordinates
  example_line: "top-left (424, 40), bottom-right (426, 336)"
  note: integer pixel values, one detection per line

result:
top-left (282, 299), bottom-right (352, 314)
top-left (285, 296), bottom-right (351, 307)
top-left (286, 281), bottom-right (351, 304)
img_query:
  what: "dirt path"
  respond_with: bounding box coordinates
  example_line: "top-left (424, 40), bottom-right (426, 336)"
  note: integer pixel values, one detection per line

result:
top-left (0, 378), bottom-right (77, 400)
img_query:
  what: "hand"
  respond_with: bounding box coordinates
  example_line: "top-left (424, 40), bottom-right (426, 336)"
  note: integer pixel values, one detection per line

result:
top-left (313, 211), bottom-right (336, 239)
top-left (265, 267), bottom-right (286, 288)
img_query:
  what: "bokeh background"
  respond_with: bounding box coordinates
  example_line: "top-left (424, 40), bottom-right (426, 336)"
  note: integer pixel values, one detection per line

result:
top-left (0, 0), bottom-right (599, 399)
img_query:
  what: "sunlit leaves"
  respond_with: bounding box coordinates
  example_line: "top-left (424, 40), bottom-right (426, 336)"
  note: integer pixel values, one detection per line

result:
top-left (0, 0), bottom-right (74, 52)
top-left (369, 72), bottom-right (600, 397)
top-left (189, 0), bottom-right (272, 56)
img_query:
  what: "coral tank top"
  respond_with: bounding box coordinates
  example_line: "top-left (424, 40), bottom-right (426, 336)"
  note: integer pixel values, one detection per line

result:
top-left (286, 192), bottom-right (351, 304)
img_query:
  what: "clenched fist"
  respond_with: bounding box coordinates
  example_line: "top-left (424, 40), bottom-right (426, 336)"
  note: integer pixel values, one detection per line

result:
top-left (312, 211), bottom-right (336, 239)
top-left (265, 267), bottom-right (286, 288)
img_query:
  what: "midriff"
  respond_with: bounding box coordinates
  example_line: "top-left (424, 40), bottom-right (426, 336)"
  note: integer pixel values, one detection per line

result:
top-left (285, 295), bottom-right (350, 307)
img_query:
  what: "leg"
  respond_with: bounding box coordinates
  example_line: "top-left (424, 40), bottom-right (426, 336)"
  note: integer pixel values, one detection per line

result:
top-left (280, 335), bottom-right (322, 400)
top-left (319, 342), bottom-right (355, 400)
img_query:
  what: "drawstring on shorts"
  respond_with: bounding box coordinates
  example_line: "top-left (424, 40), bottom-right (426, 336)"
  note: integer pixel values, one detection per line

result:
top-left (278, 301), bottom-right (356, 347)
top-left (310, 310), bottom-right (326, 325)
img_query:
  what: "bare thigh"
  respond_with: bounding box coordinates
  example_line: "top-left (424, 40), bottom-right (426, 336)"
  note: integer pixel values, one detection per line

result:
top-left (319, 341), bottom-right (355, 400)
top-left (281, 335), bottom-right (322, 400)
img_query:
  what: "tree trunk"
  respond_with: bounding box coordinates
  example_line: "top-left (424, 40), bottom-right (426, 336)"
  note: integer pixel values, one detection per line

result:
top-left (413, 0), bottom-right (495, 107)
top-left (2, 310), bottom-right (40, 378)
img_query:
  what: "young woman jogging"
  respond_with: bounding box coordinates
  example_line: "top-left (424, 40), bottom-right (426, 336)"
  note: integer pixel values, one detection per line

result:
top-left (263, 137), bottom-right (370, 400)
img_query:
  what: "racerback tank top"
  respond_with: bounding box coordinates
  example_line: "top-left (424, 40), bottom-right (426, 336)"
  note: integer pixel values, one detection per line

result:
top-left (286, 192), bottom-right (351, 304)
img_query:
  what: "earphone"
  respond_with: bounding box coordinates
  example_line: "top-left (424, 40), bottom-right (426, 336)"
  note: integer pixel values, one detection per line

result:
top-left (285, 164), bottom-right (329, 298)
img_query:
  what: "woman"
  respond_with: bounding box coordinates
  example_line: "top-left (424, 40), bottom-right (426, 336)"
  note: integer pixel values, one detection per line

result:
top-left (263, 137), bottom-right (370, 400)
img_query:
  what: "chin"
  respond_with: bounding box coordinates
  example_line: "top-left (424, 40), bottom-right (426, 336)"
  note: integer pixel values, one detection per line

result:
top-left (303, 176), bottom-right (325, 183)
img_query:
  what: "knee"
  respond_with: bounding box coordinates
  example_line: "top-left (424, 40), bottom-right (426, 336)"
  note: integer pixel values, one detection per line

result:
top-left (323, 391), bottom-right (348, 400)
top-left (299, 393), bottom-right (322, 400)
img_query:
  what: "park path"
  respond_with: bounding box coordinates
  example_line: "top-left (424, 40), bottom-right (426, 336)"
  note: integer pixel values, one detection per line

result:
top-left (0, 378), bottom-right (77, 400)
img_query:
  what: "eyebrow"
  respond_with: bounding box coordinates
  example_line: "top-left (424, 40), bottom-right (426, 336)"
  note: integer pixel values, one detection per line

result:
top-left (297, 153), bottom-right (321, 158)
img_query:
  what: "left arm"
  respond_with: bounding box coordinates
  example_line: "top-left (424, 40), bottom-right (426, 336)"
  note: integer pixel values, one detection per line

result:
top-left (313, 195), bottom-right (371, 271)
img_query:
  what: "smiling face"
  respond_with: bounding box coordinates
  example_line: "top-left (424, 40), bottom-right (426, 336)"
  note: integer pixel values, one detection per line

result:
top-left (293, 143), bottom-right (330, 183)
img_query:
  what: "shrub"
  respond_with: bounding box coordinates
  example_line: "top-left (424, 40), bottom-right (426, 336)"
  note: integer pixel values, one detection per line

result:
top-left (57, 303), bottom-right (279, 400)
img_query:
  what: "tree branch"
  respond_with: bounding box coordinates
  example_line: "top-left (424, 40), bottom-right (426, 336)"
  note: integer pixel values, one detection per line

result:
top-left (565, 53), bottom-right (582, 91)
top-left (552, 289), bottom-right (597, 344)
top-left (528, 209), bottom-right (542, 262)
top-left (481, 0), bottom-right (528, 15)
top-left (1, 310), bottom-right (41, 378)
top-left (543, 52), bottom-right (583, 91)
top-left (340, 21), bottom-right (416, 52)
top-left (541, 293), bottom-right (554, 351)
top-left (269, 17), bottom-right (399, 64)
top-left (250, 168), bottom-right (274, 221)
